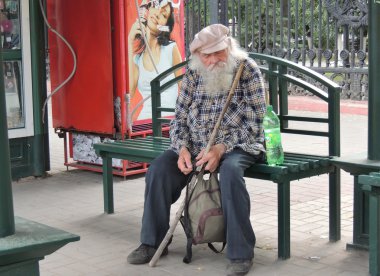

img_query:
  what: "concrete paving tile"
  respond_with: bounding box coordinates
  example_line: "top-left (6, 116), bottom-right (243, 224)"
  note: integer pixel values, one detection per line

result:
top-left (289, 257), bottom-right (329, 270)
top-left (41, 252), bottom-right (78, 270)
top-left (309, 266), bottom-right (343, 275)
top-left (43, 265), bottom-right (88, 276)
top-left (7, 102), bottom-right (372, 275)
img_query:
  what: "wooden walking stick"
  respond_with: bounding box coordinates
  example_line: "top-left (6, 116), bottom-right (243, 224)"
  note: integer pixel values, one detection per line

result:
top-left (149, 62), bottom-right (245, 267)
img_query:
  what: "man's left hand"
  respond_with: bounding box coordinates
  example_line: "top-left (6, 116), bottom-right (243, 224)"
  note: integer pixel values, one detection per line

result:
top-left (195, 144), bottom-right (226, 172)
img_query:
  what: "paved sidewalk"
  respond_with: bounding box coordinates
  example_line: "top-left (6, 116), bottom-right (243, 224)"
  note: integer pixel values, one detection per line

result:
top-left (11, 97), bottom-right (370, 275)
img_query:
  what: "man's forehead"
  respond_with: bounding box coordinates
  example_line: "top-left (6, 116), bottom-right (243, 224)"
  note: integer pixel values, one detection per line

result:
top-left (200, 49), bottom-right (228, 56)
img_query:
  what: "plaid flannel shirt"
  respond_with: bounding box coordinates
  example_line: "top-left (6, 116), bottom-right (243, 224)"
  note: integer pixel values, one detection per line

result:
top-left (169, 58), bottom-right (266, 157)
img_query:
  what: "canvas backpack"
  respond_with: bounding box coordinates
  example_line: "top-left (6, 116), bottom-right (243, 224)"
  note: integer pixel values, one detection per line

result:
top-left (180, 170), bottom-right (226, 264)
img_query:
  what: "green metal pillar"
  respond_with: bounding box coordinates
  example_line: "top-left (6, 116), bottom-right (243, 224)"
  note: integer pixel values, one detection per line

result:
top-left (368, 0), bottom-right (380, 160)
top-left (30, 0), bottom-right (50, 176)
top-left (0, 48), bottom-right (15, 238)
top-left (332, 0), bottom-right (380, 251)
top-left (359, 172), bottom-right (380, 276)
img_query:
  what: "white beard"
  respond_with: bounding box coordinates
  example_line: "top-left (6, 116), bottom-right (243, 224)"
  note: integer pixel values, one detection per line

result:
top-left (189, 55), bottom-right (237, 95)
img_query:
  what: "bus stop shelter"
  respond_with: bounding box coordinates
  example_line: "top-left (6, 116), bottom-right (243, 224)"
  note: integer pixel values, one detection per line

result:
top-left (1, 0), bottom-right (380, 275)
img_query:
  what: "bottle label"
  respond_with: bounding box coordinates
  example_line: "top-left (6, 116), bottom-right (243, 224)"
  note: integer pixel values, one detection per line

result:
top-left (264, 128), bottom-right (281, 148)
top-left (264, 127), bottom-right (284, 165)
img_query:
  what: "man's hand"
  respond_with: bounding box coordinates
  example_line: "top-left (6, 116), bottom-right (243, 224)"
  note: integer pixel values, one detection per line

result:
top-left (195, 144), bottom-right (226, 172)
top-left (178, 147), bottom-right (193, 175)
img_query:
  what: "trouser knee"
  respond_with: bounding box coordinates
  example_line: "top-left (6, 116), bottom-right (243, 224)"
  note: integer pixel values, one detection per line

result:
top-left (145, 150), bottom-right (188, 203)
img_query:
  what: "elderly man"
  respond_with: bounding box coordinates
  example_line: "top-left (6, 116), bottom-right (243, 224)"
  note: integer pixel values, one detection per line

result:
top-left (127, 24), bottom-right (266, 276)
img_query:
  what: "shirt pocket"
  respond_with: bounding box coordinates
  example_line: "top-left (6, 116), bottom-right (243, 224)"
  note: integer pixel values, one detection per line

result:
top-left (187, 98), bottom-right (207, 130)
top-left (221, 96), bottom-right (248, 129)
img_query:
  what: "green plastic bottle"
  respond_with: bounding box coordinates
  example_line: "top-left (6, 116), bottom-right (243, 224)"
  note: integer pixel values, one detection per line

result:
top-left (263, 105), bottom-right (284, 166)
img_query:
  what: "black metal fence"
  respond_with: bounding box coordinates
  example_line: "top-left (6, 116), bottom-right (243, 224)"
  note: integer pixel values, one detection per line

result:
top-left (184, 0), bottom-right (369, 100)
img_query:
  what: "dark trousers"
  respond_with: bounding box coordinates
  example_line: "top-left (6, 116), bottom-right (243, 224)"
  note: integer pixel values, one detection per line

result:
top-left (140, 149), bottom-right (258, 260)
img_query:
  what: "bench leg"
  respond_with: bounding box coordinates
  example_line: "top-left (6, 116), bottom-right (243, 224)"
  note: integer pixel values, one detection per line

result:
top-left (102, 156), bottom-right (114, 214)
top-left (369, 191), bottom-right (380, 276)
top-left (278, 180), bottom-right (290, 259)
top-left (329, 170), bottom-right (341, 241)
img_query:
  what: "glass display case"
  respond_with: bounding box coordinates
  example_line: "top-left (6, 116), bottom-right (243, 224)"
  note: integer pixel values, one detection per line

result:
top-left (4, 60), bottom-right (23, 129)
top-left (0, 0), bottom-right (21, 50)
top-left (0, 0), bottom-right (49, 179)
top-left (1, 0), bottom-right (33, 139)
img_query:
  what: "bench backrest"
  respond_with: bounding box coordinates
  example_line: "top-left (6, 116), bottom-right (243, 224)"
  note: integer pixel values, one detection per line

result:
top-left (150, 53), bottom-right (341, 157)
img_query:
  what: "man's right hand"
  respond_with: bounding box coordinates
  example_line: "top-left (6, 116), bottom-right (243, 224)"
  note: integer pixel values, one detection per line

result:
top-left (178, 147), bottom-right (193, 175)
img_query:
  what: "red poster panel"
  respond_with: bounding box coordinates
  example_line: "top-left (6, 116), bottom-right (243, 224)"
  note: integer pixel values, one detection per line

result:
top-left (48, 0), bottom-right (114, 134)
top-left (125, 0), bottom-right (185, 124)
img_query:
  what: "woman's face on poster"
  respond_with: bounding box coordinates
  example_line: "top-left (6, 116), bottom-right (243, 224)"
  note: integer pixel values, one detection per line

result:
top-left (146, 3), bottom-right (171, 34)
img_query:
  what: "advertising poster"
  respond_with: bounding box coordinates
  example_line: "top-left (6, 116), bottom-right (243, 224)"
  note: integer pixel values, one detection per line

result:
top-left (126, 0), bottom-right (185, 123)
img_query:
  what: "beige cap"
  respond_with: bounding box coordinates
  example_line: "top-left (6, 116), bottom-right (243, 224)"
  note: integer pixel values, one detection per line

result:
top-left (189, 24), bottom-right (231, 54)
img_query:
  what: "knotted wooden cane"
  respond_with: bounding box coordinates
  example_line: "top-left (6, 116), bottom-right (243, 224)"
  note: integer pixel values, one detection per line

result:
top-left (149, 62), bottom-right (245, 267)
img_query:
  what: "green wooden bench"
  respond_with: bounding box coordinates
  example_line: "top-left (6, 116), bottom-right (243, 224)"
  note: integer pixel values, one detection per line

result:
top-left (94, 53), bottom-right (341, 259)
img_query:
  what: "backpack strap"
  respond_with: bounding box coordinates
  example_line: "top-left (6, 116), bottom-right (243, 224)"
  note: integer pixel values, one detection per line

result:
top-left (208, 242), bottom-right (226, 254)
top-left (179, 211), bottom-right (193, 264)
top-left (183, 237), bottom-right (193, 264)
top-left (180, 171), bottom-right (198, 264)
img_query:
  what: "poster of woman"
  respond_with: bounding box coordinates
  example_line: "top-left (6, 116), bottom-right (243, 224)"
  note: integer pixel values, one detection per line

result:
top-left (127, 0), bottom-right (185, 123)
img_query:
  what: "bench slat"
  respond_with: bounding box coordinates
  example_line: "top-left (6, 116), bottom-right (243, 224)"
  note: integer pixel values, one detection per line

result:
top-left (245, 163), bottom-right (288, 175)
top-left (285, 156), bottom-right (319, 168)
top-left (281, 162), bottom-right (302, 173)
top-left (97, 141), bottom-right (151, 150)
top-left (284, 153), bottom-right (330, 166)
top-left (107, 141), bottom-right (169, 151)
top-left (95, 143), bottom-right (165, 157)
top-left (283, 159), bottom-right (310, 171)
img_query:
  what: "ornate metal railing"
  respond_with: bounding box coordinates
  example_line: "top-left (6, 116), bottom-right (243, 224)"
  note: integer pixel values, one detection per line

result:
top-left (184, 0), bottom-right (369, 100)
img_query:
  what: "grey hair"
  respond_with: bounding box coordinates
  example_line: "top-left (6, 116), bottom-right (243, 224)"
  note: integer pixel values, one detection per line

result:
top-left (228, 37), bottom-right (248, 60)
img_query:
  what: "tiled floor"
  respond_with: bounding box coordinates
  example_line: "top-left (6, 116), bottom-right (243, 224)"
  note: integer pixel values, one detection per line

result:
top-left (10, 98), bottom-right (370, 275)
